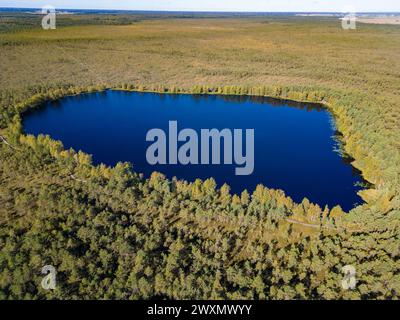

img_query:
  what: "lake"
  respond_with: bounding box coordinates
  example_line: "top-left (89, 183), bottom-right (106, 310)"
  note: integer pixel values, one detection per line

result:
top-left (23, 90), bottom-right (364, 210)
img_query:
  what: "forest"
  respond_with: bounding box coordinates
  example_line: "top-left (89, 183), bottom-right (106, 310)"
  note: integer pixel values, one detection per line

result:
top-left (0, 12), bottom-right (399, 299)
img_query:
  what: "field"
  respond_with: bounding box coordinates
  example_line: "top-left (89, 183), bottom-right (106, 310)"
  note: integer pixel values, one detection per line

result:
top-left (0, 13), bottom-right (399, 299)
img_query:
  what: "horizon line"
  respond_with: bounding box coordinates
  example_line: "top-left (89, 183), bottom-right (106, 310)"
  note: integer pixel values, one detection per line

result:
top-left (1, 7), bottom-right (400, 14)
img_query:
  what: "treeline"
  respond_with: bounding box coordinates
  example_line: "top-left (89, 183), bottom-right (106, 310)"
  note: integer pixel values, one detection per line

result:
top-left (116, 83), bottom-right (327, 103)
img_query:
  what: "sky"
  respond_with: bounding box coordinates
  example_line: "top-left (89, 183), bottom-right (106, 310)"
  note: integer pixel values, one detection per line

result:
top-left (1, 0), bottom-right (399, 12)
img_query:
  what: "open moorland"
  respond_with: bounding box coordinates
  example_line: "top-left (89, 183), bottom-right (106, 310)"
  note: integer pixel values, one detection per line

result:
top-left (0, 13), bottom-right (399, 299)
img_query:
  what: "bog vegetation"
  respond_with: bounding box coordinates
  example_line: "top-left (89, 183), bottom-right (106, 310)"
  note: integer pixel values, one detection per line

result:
top-left (0, 13), bottom-right (399, 299)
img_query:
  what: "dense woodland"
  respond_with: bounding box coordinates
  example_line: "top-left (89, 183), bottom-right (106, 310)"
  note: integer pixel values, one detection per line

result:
top-left (0, 13), bottom-right (399, 299)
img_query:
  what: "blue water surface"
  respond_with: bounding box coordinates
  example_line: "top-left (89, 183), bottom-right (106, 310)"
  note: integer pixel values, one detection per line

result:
top-left (23, 90), bottom-right (364, 210)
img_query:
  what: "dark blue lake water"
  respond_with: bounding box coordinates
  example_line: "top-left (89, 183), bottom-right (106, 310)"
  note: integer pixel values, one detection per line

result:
top-left (23, 90), bottom-right (364, 210)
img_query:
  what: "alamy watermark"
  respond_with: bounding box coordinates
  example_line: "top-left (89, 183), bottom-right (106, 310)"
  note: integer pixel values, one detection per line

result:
top-left (42, 5), bottom-right (56, 30)
top-left (341, 5), bottom-right (357, 30)
top-left (146, 121), bottom-right (255, 175)
top-left (341, 265), bottom-right (357, 290)
top-left (41, 265), bottom-right (57, 290)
